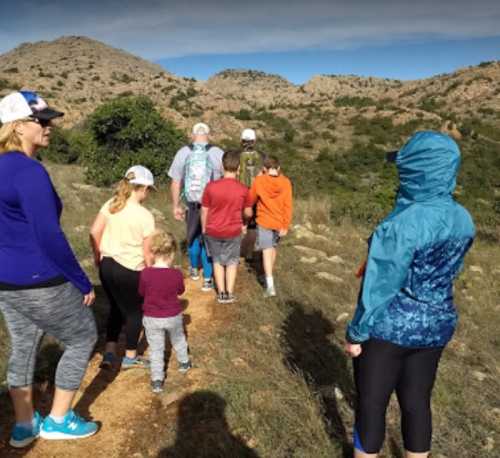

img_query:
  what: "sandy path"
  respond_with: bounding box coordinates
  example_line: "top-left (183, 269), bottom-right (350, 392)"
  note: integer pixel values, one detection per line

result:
top-left (0, 277), bottom-right (217, 458)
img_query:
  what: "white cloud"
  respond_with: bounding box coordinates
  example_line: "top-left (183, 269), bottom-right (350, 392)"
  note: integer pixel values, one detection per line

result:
top-left (0, 0), bottom-right (499, 58)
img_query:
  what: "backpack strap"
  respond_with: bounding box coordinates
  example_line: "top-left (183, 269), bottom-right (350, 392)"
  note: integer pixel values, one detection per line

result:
top-left (188, 143), bottom-right (213, 151)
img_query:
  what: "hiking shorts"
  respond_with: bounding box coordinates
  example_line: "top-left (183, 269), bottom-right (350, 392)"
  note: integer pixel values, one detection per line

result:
top-left (255, 225), bottom-right (280, 251)
top-left (204, 235), bottom-right (241, 266)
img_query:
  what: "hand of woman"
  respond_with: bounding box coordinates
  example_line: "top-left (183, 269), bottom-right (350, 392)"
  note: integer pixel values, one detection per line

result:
top-left (173, 205), bottom-right (185, 221)
top-left (345, 342), bottom-right (362, 358)
top-left (83, 289), bottom-right (96, 307)
top-left (279, 228), bottom-right (288, 237)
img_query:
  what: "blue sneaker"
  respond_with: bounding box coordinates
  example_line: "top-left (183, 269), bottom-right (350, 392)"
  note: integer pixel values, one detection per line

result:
top-left (9, 411), bottom-right (42, 448)
top-left (121, 356), bottom-right (150, 370)
top-left (40, 410), bottom-right (98, 440)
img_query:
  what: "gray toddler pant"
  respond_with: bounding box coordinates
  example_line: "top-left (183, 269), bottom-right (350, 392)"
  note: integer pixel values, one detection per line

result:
top-left (0, 283), bottom-right (97, 391)
top-left (143, 314), bottom-right (189, 382)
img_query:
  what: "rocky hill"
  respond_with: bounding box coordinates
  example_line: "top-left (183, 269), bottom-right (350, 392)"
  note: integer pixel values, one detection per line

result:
top-left (1, 35), bottom-right (500, 151)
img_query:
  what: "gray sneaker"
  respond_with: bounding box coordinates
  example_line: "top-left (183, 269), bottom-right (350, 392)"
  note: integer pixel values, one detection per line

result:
top-left (178, 360), bottom-right (192, 374)
top-left (151, 380), bottom-right (164, 393)
top-left (201, 278), bottom-right (214, 292)
top-left (217, 292), bottom-right (228, 304)
top-left (189, 267), bottom-right (200, 281)
top-left (264, 286), bottom-right (277, 298)
top-left (225, 293), bottom-right (236, 304)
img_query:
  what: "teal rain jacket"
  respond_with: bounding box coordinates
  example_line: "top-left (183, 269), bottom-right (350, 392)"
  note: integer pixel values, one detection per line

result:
top-left (347, 131), bottom-right (475, 348)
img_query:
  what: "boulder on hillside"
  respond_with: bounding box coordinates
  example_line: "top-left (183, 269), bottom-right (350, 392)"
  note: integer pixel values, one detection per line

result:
top-left (315, 272), bottom-right (344, 283)
top-left (293, 245), bottom-right (327, 258)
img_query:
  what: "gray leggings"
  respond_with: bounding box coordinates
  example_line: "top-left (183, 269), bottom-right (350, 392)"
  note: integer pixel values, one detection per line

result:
top-left (0, 283), bottom-right (97, 391)
top-left (143, 315), bottom-right (189, 382)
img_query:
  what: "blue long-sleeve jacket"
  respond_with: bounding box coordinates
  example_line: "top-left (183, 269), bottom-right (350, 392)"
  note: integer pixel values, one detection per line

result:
top-left (0, 151), bottom-right (92, 294)
top-left (347, 131), bottom-right (475, 348)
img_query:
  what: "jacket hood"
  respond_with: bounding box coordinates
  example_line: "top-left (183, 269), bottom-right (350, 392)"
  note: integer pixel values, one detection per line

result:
top-left (260, 174), bottom-right (287, 198)
top-left (396, 131), bottom-right (460, 203)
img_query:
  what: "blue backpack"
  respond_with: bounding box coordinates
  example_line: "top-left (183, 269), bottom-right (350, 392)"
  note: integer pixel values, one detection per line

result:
top-left (182, 143), bottom-right (213, 203)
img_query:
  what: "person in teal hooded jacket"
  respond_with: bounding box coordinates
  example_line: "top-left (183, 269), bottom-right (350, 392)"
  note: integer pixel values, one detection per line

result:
top-left (345, 131), bottom-right (475, 458)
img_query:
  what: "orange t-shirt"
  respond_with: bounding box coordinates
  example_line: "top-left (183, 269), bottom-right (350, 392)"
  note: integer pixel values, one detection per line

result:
top-left (248, 174), bottom-right (293, 230)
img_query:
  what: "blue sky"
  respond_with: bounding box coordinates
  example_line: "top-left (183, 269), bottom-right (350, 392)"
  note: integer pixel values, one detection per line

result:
top-left (1, 1), bottom-right (499, 83)
top-left (157, 36), bottom-right (500, 83)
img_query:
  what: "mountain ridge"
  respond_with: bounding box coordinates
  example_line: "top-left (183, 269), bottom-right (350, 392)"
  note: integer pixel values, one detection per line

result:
top-left (1, 35), bottom-right (499, 151)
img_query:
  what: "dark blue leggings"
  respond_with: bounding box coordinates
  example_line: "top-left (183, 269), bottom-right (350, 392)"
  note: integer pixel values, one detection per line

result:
top-left (353, 339), bottom-right (443, 454)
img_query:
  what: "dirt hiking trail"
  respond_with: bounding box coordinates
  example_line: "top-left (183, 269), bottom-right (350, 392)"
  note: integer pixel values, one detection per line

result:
top-left (0, 275), bottom-right (228, 458)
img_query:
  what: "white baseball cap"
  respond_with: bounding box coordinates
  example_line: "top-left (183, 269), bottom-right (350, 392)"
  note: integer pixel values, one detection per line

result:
top-left (192, 122), bottom-right (210, 135)
top-left (125, 165), bottom-right (156, 188)
top-left (0, 91), bottom-right (64, 124)
top-left (241, 128), bottom-right (256, 141)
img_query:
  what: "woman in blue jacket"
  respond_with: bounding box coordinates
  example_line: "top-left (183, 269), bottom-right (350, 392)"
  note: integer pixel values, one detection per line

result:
top-left (345, 131), bottom-right (475, 458)
top-left (0, 91), bottom-right (99, 447)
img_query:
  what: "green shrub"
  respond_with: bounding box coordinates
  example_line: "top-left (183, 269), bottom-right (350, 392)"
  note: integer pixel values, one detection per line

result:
top-left (0, 78), bottom-right (21, 91)
top-left (185, 86), bottom-right (198, 98)
top-left (460, 117), bottom-right (500, 141)
top-left (161, 85), bottom-right (176, 94)
top-left (41, 128), bottom-right (82, 164)
top-left (334, 96), bottom-right (376, 108)
top-left (38, 71), bottom-right (54, 78)
top-left (418, 97), bottom-right (446, 112)
top-left (442, 81), bottom-right (460, 96)
top-left (81, 95), bottom-right (186, 186)
top-left (254, 110), bottom-right (294, 133)
top-left (233, 109), bottom-right (252, 121)
top-left (283, 128), bottom-right (296, 143)
top-left (111, 72), bottom-right (135, 84)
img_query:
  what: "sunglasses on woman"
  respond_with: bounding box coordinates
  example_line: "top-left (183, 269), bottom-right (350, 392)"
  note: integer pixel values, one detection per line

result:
top-left (26, 117), bottom-right (53, 128)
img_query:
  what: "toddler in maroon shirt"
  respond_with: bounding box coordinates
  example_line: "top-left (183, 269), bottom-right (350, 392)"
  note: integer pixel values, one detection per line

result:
top-left (139, 230), bottom-right (191, 393)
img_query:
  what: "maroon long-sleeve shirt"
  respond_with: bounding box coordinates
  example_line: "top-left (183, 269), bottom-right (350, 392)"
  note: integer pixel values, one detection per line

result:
top-left (138, 267), bottom-right (185, 318)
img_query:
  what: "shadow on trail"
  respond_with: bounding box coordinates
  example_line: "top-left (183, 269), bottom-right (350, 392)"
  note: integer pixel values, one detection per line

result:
top-left (158, 391), bottom-right (260, 458)
top-left (281, 301), bottom-right (356, 458)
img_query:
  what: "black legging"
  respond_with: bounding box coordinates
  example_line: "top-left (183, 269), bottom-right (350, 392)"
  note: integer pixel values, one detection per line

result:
top-left (353, 339), bottom-right (443, 454)
top-left (99, 257), bottom-right (143, 351)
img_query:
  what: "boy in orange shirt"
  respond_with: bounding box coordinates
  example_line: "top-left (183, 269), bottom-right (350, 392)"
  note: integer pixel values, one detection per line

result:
top-left (248, 156), bottom-right (293, 297)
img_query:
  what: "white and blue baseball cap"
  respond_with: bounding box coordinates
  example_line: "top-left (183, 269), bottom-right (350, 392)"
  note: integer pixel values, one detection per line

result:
top-left (0, 91), bottom-right (64, 124)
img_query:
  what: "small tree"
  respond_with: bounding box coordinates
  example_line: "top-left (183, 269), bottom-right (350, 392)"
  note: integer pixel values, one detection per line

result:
top-left (81, 95), bottom-right (186, 186)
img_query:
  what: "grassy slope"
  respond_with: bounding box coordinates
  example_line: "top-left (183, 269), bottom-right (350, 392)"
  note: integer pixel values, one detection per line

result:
top-left (1, 164), bottom-right (499, 457)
